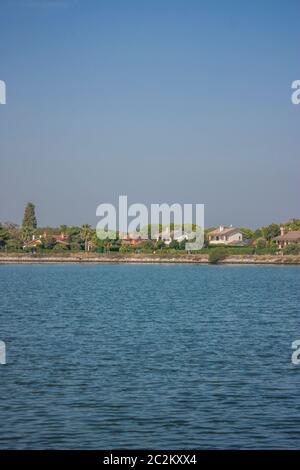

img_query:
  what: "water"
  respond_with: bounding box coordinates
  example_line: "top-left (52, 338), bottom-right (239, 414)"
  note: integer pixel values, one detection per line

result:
top-left (0, 264), bottom-right (299, 449)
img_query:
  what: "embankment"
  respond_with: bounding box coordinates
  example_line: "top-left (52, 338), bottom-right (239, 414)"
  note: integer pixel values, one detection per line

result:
top-left (0, 252), bottom-right (300, 264)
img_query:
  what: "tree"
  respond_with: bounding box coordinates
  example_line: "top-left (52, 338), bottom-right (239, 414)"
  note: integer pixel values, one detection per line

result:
top-left (21, 226), bottom-right (33, 242)
top-left (284, 219), bottom-right (300, 231)
top-left (0, 225), bottom-right (9, 248)
top-left (80, 224), bottom-right (92, 251)
top-left (59, 224), bottom-right (68, 234)
top-left (262, 223), bottom-right (280, 241)
top-left (252, 228), bottom-right (263, 241)
top-left (42, 235), bottom-right (56, 250)
top-left (239, 227), bottom-right (254, 240)
top-left (22, 202), bottom-right (37, 229)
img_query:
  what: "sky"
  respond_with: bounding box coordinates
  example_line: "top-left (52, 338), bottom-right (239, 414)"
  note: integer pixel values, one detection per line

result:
top-left (0, 0), bottom-right (299, 228)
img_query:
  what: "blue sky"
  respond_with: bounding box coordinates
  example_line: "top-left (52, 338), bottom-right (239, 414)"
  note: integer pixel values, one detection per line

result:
top-left (0, 0), bottom-right (299, 228)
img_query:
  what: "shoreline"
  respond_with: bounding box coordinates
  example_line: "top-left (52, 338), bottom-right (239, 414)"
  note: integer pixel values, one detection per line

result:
top-left (1, 253), bottom-right (300, 265)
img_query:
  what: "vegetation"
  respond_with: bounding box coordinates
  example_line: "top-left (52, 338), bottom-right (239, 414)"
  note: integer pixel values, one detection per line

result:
top-left (255, 237), bottom-right (267, 249)
top-left (22, 202), bottom-right (37, 229)
top-left (0, 204), bottom-right (299, 257)
top-left (209, 247), bottom-right (227, 264)
top-left (283, 243), bottom-right (300, 255)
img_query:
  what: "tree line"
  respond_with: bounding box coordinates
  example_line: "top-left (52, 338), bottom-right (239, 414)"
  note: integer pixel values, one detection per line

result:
top-left (0, 202), bottom-right (300, 255)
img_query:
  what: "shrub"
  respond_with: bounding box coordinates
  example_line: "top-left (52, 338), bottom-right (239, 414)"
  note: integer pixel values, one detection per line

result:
top-left (4, 239), bottom-right (23, 251)
top-left (70, 242), bottom-right (82, 251)
top-left (119, 244), bottom-right (133, 253)
top-left (255, 246), bottom-right (277, 255)
top-left (283, 243), bottom-right (300, 255)
top-left (52, 243), bottom-right (69, 251)
top-left (209, 247), bottom-right (227, 264)
top-left (169, 240), bottom-right (180, 249)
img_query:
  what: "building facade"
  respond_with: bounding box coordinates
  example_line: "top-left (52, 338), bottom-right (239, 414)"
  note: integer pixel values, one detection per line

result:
top-left (208, 225), bottom-right (244, 245)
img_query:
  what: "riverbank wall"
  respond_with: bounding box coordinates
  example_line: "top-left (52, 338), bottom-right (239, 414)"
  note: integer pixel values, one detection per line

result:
top-left (0, 253), bottom-right (300, 264)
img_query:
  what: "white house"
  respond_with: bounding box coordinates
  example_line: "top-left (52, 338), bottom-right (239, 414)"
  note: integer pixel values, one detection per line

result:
top-left (208, 225), bottom-right (244, 245)
top-left (155, 227), bottom-right (192, 245)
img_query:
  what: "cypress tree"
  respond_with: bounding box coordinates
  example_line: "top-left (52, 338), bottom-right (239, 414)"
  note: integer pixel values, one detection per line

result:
top-left (22, 202), bottom-right (37, 229)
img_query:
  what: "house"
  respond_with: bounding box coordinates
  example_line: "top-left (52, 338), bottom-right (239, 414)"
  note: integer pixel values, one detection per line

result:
top-left (23, 232), bottom-right (70, 249)
top-left (22, 234), bottom-right (43, 249)
top-left (155, 227), bottom-right (191, 245)
top-left (208, 225), bottom-right (244, 245)
top-left (273, 226), bottom-right (300, 250)
top-left (120, 233), bottom-right (143, 246)
top-left (52, 233), bottom-right (70, 246)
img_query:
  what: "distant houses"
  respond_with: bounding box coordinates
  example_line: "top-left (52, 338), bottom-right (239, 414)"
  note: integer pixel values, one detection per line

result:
top-left (155, 227), bottom-right (192, 245)
top-left (121, 233), bottom-right (143, 246)
top-left (23, 232), bottom-right (70, 250)
top-left (273, 226), bottom-right (300, 250)
top-left (19, 224), bottom-right (300, 253)
top-left (208, 225), bottom-right (245, 246)
top-left (119, 227), bottom-right (193, 247)
top-left (22, 235), bottom-right (42, 250)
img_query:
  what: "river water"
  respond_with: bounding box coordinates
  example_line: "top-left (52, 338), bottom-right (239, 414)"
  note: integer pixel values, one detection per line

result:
top-left (0, 264), bottom-right (299, 449)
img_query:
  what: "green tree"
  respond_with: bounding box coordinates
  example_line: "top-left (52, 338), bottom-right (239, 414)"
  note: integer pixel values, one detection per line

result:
top-left (80, 224), bottom-right (92, 251)
top-left (22, 202), bottom-right (37, 229)
top-left (42, 235), bottom-right (56, 250)
top-left (262, 223), bottom-right (280, 241)
top-left (21, 226), bottom-right (33, 242)
top-left (284, 219), bottom-right (300, 231)
top-left (239, 227), bottom-right (254, 240)
top-left (0, 225), bottom-right (9, 248)
top-left (251, 228), bottom-right (263, 241)
top-left (59, 225), bottom-right (68, 234)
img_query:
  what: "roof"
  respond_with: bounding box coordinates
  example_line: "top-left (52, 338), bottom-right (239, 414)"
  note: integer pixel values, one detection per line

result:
top-left (156, 230), bottom-right (192, 240)
top-left (23, 239), bottom-right (43, 247)
top-left (53, 233), bottom-right (70, 241)
top-left (208, 227), bottom-right (241, 237)
top-left (273, 231), bottom-right (300, 242)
